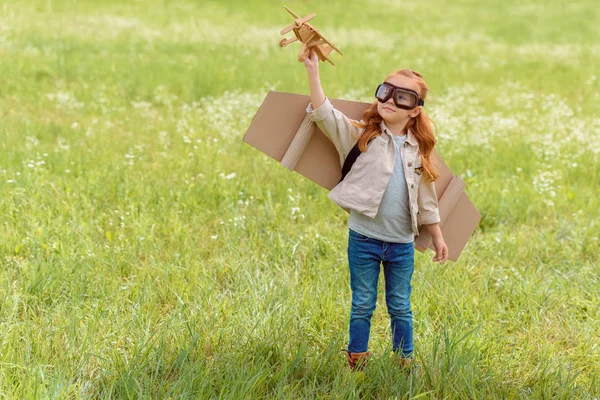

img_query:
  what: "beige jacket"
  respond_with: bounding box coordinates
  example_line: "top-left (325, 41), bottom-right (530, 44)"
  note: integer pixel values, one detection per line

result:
top-left (306, 97), bottom-right (441, 236)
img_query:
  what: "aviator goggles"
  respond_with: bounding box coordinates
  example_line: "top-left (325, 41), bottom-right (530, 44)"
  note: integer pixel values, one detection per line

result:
top-left (375, 82), bottom-right (424, 110)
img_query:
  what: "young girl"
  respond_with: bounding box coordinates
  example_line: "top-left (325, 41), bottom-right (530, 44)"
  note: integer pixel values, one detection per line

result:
top-left (303, 49), bottom-right (449, 372)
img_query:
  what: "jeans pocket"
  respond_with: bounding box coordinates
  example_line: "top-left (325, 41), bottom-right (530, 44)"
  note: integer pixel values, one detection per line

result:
top-left (349, 229), bottom-right (370, 242)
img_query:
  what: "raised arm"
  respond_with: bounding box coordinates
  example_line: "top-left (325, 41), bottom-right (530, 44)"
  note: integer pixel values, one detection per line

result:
top-left (303, 49), bottom-right (361, 163)
top-left (304, 50), bottom-right (326, 110)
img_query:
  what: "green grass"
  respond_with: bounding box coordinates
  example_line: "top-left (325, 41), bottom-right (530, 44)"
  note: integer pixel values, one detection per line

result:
top-left (1, 0), bottom-right (599, 398)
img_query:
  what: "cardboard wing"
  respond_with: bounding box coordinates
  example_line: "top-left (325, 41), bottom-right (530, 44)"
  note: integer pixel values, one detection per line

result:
top-left (243, 90), bottom-right (480, 261)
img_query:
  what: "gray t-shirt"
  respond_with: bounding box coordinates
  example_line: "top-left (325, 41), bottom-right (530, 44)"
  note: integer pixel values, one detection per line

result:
top-left (347, 134), bottom-right (414, 243)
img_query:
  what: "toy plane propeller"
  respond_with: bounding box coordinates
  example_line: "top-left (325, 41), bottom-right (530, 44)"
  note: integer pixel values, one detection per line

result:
top-left (279, 6), bottom-right (342, 66)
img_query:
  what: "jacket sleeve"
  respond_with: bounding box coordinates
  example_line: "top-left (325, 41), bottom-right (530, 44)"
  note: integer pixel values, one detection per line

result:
top-left (306, 97), bottom-right (362, 164)
top-left (417, 178), bottom-right (441, 226)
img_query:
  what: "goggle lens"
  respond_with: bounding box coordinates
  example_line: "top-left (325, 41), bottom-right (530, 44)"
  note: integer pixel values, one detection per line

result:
top-left (375, 84), bottom-right (392, 101)
top-left (394, 90), bottom-right (418, 108)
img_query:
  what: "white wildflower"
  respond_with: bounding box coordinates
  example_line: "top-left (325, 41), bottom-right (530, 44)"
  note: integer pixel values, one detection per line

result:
top-left (220, 172), bottom-right (236, 179)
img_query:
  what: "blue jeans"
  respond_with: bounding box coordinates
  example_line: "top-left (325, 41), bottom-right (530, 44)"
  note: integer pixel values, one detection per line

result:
top-left (347, 228), bottom-right (415, 357)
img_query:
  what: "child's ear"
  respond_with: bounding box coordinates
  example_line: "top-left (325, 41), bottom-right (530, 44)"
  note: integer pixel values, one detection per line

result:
top-left (410, 106), bottom-right (422, 118)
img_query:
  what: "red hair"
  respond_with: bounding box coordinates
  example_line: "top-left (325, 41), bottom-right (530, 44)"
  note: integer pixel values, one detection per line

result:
top-left (351, 69), bottom-right (439, 181)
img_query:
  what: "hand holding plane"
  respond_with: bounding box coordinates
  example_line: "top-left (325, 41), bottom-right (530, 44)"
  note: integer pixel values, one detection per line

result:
top-left (279, 6), bottom-right (342, 66)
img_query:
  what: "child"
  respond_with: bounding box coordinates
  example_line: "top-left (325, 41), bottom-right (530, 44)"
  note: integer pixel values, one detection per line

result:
top-left (303, 49), bottom-right (448, 372)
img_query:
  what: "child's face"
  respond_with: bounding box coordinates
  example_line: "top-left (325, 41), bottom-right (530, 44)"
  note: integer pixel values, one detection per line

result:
top-left (376, 74), bottom-right (423, 127)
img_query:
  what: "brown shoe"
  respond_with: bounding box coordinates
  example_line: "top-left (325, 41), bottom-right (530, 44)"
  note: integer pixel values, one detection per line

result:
top-left (391, 353), bottom-right (416, 372)
top-left (344, 350), bottom-right (371, 372)
top-left (392, 351), bottom-right (416, 369)
top-left (398, 357), bottom-right (414, 369)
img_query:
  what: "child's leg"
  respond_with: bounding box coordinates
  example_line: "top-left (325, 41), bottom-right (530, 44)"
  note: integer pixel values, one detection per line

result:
top-left (347, 229), bottom-right (383, 353)
top-left (382, 241), bottom-right (415, 358)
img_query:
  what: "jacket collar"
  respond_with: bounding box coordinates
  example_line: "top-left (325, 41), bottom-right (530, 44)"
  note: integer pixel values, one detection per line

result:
top-left (380, 121), bottom-right (418, 147)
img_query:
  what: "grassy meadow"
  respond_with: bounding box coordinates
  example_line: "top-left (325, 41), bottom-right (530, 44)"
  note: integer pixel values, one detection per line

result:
top-left (1, 0), bottom-right (599, 398)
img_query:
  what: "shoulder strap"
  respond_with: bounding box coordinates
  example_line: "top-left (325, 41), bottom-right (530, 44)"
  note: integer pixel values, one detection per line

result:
top-left (339, 138), bottom-right (374, 183)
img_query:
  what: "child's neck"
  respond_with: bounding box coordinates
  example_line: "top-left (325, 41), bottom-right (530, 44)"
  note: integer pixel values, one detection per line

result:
top-left (383, 119), bottom-right (408, 136)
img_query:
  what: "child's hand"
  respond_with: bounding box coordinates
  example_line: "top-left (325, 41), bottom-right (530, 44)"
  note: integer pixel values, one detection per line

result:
top-left (431, 236), bottom-right (449, 264)
top-left (303, 48), bottom-right (319, 72)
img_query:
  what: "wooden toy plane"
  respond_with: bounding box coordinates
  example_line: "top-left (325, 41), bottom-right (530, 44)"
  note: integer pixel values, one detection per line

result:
top-left (279, 6), bottom-right (343, 65)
